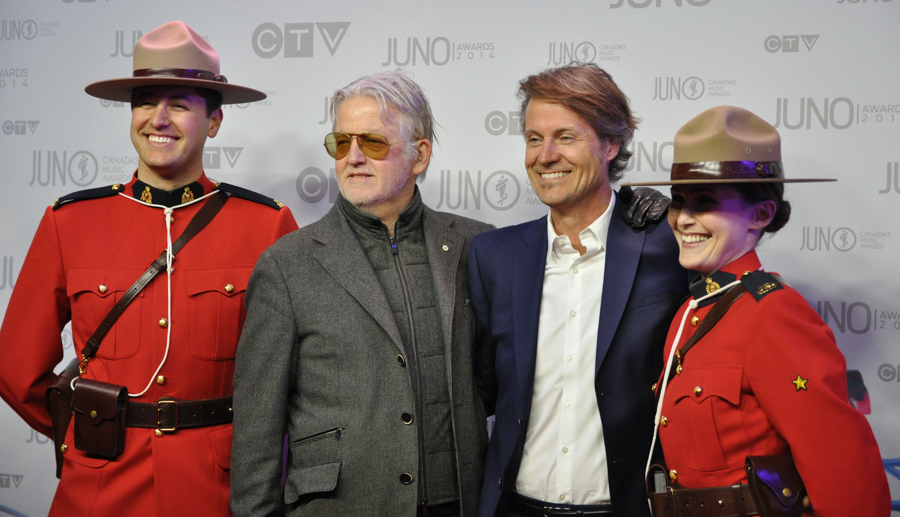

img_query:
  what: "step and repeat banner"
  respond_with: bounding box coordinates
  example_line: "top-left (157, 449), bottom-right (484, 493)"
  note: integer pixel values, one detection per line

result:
top-left (1, 1), bottom-right (898, 515)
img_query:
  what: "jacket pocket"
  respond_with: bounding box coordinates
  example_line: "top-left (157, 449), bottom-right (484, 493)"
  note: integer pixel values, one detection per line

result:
top-left (669, 365), bottom-right (745, 472)
top-left (284, 427), bottom-right (346, 503)
top-left (67, 267), bottom-right (145, 360)
top-left (283, 462), bottom-right (341, 504)
top-left (185, 266), bottom-right (253, 360)
top-left (207, 424), bottom-right (232, 470)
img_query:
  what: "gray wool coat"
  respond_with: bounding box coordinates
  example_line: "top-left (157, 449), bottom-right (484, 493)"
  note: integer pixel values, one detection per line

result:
top-left (231, 198), bottom-right (492, 516)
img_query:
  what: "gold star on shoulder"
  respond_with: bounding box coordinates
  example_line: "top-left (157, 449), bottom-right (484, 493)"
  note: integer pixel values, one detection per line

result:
top-left (792, 375), bottom-right (808, 391)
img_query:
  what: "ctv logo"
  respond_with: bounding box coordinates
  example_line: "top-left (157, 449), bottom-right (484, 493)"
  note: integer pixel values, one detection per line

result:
top-left (252, 22), bottom-right (350, 58)
top-left (764, 35), bottom-right (819, 53)
top-left (203, 147), bottom-right (243, 170)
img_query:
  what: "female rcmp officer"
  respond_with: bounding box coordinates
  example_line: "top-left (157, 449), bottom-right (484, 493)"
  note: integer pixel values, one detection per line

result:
top-left (623, 105), bottom-right (890, 517)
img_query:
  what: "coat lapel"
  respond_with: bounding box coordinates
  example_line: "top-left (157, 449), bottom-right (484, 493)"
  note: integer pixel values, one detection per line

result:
top-left (311, 203), bottom-right (406, 355)
top-left (596, 193), bottom-right (644, 374)
top-left (513, 217), bottom-right (548, 398)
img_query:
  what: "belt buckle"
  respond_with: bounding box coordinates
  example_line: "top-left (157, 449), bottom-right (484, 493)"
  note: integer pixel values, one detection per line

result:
top-left (157, 398), bottom-right (178, 433)
top-left (543, 506), bottom-right (571, 516)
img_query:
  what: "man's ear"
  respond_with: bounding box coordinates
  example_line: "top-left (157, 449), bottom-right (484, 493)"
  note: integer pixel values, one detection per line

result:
top-left (207, 108), bottom-right (223, 139)
top-left (603, 138), bottom-right (620, 162)
top-left (411, 139), bottom-right (432, 176)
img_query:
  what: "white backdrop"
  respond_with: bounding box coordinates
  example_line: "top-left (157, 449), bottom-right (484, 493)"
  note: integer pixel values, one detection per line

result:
top-left (2, 1), bottom-right (899, 515)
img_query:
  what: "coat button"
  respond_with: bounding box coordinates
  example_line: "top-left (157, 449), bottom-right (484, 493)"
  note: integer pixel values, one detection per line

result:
top-left (60, 444), bottom-right (68, 453)
top-left (783, 488), bottom-right (793, 497)
top-left (224, 284), bottom-right (234, 293)
top-left (401, 412), bottom-right (414, 425)
top-left (676, 365), bottom-right (683, 375)
top-left (159, 318), bottom-right (168, 328)
top-left (669, 470), bottom-right (678, 481)
top-left (691, 316), bottom-right (699, 326)
top-left (694, 386), bottom-right (702, 396)
top-left (98, 284), bottom-right (108, 294)
top-left (661, 416), bottom-right (668, 427)
top-left (651, 383), bottom-right (658, 391)
top-left (89, 410), bottom-right (97, 419)
top-left (399, 473), bottom-right (414, 485)
top-left (397, 355), bottom-right (406, 367)
top-left (517, 418), bottom-right (522, 428)
top-left (156, 375), bottom-right (166, 386)
top-left (155, 429), bottom-right (164, 437)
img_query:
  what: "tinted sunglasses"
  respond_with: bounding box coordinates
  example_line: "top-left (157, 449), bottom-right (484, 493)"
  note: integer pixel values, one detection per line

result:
top-left (323, 131), bottom-right (407, 160)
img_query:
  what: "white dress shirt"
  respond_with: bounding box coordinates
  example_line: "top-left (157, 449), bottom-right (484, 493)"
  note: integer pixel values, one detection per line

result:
top-left (515, 195), bottom-right (615, 505)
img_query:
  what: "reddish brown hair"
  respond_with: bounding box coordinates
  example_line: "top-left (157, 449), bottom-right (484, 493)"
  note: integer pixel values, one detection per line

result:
top-left (518, 62), bottom-right (639, 181)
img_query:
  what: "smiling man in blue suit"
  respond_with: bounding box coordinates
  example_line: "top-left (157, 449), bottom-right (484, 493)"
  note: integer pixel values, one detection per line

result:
top-left (470, 63), bottom-right (689, 517)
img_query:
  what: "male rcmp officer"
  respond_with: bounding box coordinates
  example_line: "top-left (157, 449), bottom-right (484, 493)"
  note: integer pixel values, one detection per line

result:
top-left (0, 21), bottom-right (297, 516)
top-left (230, 71), bottom-right (493, 517)
top-left (470, 63), bottom-right (689, 517)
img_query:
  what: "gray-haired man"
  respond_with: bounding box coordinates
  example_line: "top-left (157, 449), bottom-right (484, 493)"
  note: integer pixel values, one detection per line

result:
top-left (231, 71), bottom-right (492, 516)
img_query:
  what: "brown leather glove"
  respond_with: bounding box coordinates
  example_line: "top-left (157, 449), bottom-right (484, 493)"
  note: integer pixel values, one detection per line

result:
top-left (621, 186), bottom-right (670, 230)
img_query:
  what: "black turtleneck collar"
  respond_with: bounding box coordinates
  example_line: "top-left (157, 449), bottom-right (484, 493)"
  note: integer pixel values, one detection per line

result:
top-left (131, 177), bottom-right (206, 208)
top-left (338, 187), bottom-right (424, 241)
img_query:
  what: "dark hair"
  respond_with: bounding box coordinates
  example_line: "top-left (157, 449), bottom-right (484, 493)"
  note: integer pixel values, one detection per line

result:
top-left (130, 86), bottom-right (223, 118)
top-left (195, 88), bottom-right (223, 117)
top-left (517, 62), bottom-right (639, 181)
top-left (736, 182), bottom-right (791, 235)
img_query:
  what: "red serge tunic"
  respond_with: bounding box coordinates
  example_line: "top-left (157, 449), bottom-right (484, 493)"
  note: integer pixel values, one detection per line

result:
top-left (656, 251), bottom-right (890, 517)
top-left (0, 173), bottom-right (297, 517)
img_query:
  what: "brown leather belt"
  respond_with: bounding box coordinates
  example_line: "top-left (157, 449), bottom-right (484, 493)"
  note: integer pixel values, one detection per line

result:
top-left (510, 493), bottom-right (613, 516)
top-left (125, 396), bottom-right (232, 431)
top-left (651, 484), bottom-right (759, 517)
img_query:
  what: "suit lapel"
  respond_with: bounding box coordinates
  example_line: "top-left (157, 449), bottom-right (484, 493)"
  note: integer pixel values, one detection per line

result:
top-left (513, 217), bottom-right (548, 398)
top-left (311, 203), bottom-right (406, 355)
top-left (596, 193), bottom-right (644, 374)
top-left (422, 208), bottom-right (464, 368)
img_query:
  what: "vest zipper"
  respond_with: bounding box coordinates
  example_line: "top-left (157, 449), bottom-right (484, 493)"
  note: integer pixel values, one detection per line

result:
top-left (390, 235), bottom-right (429, 505)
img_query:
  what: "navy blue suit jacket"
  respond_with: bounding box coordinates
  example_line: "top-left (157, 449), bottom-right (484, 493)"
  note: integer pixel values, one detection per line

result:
top-left (469, 192), bottom-right (689, 517)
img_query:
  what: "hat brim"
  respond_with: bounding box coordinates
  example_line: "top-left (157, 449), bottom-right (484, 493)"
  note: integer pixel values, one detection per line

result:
top-left (85, 76), bottom-right (266, 105)
top-left (621, 178), bottom-right (836, 186)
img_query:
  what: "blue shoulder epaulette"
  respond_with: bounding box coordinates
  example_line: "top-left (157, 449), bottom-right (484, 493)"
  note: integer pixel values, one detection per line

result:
top-left (52, 184), bottom-right (125, 211)
top-left (739, 270), bottom-right (784, 302)
top-left (215, 182), bottom-right (285, 210)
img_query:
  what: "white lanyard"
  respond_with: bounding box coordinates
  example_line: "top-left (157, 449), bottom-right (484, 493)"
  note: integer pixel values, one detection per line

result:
top-left (643, 279), bottom-right (743, 498)
top-left (116, 190), bottom-right (220, 397)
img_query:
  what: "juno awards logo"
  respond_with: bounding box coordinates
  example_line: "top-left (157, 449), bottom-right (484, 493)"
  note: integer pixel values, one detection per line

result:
top-left (799, 226), bottom-right (856, 252)
top-left (30, 150), bottom-right (98, 187)
top-left (434, 170), bottom-right (521, 211)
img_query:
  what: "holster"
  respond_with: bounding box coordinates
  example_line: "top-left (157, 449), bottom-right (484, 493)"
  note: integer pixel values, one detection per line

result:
top-left (72, 378), bottom-right (128, 459)
top-left (746, 455), bottom-right (806, 517)
top-left (44, 358), bottom-right (80, 479)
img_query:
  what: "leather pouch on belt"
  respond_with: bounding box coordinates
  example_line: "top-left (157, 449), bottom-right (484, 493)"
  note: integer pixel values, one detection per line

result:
top-left (72, 378), bottom-right (127, 458)
top-left (746, 454), bottom-right (806, 517)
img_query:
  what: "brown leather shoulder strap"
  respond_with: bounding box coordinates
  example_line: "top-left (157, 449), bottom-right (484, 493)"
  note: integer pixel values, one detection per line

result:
top-left (667, 283), bottom-right (747, 382)
top-left (80, 191), bottom-right (230, 360)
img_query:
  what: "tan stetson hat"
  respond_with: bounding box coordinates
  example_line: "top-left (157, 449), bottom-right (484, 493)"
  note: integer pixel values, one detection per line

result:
top-left (84, 21), bottom-right (265, 104)
top-left (621, 105), bottom-right (834, 186)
